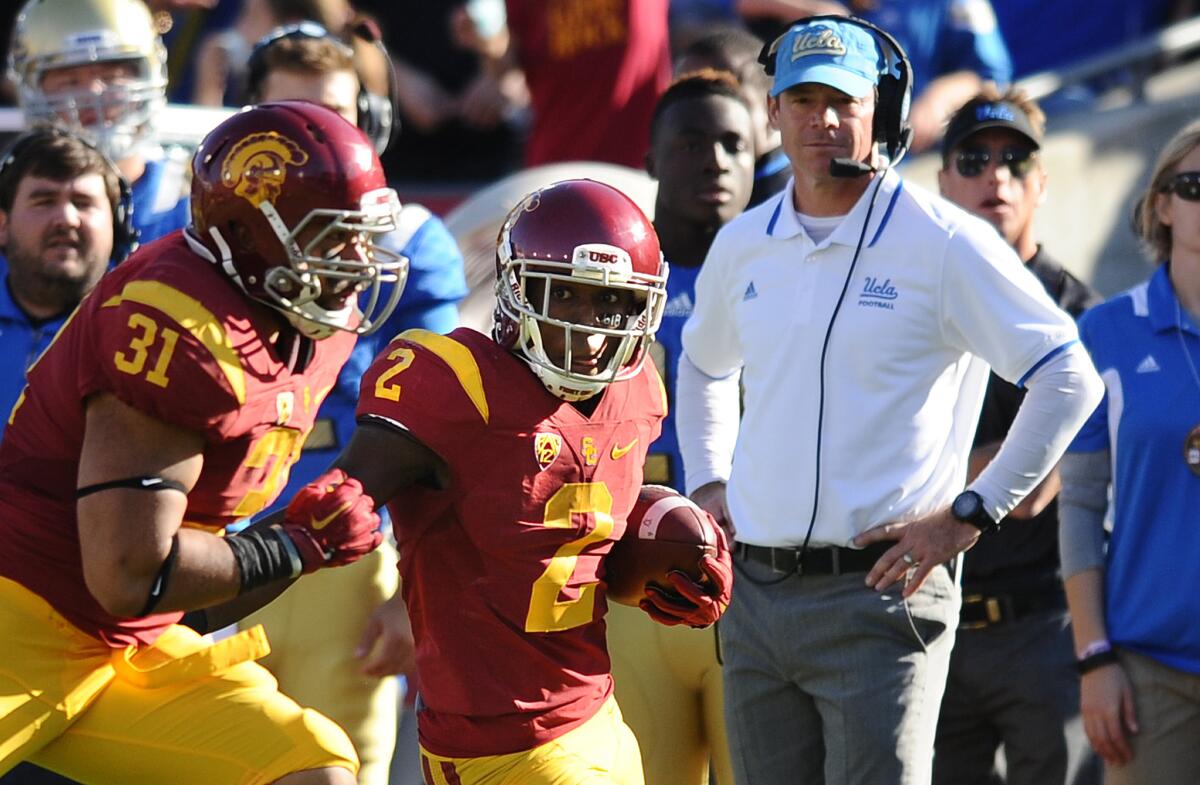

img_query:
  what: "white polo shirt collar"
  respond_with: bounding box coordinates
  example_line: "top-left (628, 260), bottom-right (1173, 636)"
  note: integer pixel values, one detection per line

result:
top-left (764, 168), bottom-right (905, 249)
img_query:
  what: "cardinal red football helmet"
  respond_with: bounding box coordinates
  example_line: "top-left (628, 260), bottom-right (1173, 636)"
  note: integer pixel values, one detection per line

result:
top-left (189, 101), bottom-right (406, 338)
top-left (494, 179), bottom-right (668, 400)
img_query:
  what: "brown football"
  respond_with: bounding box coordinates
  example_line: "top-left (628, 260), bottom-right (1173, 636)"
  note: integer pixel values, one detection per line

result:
top-left (605, 485), bottom-right (718, 606)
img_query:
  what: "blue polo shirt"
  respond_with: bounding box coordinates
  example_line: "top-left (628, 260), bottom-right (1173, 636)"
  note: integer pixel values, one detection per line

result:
top-left (0, 274), bottom-right (70, 434)
top-left (645, 262), bottom-right (702, 491)
top-left (1069, 264), bottom-right (1200, 674)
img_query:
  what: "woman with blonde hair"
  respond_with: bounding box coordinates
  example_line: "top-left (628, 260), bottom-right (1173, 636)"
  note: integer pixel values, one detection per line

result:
top-left (1060, 118), bottom-right (1200, 784)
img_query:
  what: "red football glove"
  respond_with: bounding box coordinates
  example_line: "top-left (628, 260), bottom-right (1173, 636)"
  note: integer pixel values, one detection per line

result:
top-left (281, 468), bottom-right (382, 573)
top-left (639, 519), bottom-right (733, 629)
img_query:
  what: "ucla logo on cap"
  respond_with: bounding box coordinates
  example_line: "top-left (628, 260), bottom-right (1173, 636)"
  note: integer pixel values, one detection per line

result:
top-left (975, 102), bottom-right (1016, 123)
top-left (790, 27), bottom-right (848, 61)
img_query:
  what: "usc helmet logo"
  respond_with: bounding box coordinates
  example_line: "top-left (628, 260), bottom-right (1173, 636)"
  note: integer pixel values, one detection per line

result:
top-left (221, 132), bottom-right (309, 207)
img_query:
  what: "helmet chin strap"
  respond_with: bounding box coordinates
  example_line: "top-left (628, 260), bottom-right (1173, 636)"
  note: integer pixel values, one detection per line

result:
top-left (527, 359), bottom-right (607, 402)
top-left (283, 309), bottom-right (337, 340)
top-left (282, 299), bottom-right (356, 339)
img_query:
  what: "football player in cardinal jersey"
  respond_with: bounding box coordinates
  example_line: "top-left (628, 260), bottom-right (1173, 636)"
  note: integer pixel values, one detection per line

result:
top-left (0, 101), bottom-right (405, 785)
top-left (314, 179), bottom-right (732, 784)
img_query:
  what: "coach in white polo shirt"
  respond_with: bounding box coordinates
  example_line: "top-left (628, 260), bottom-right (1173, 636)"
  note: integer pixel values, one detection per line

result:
top-left (675, 16), bottom-right (1104, 785)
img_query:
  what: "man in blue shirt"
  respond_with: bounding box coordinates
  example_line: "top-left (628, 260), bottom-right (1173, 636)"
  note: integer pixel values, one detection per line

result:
top-left (10, 0), bottom-right (191, 243)
top-left (0, 129), bottom-right (130, 436)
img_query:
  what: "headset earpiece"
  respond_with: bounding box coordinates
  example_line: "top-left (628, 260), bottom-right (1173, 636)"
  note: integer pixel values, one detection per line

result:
top-left (756, 15), bottom-right (913, 163)
top-left (348, 18), bottom-right (399, 156)
top-left (0, 128), bottom-right (137, 262)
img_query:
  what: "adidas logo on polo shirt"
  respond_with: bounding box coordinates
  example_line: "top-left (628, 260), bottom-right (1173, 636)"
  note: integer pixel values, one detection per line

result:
top-left (1136, 354), bottom-right (1161, 374)
top-left (743, 282), bottom-right (758, 301)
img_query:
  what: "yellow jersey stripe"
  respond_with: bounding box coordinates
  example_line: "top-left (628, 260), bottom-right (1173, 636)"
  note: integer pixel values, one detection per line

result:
top-left (399, 329), bottom-right (489, 424)
top-left (102, 281), bottom-right (246, 404)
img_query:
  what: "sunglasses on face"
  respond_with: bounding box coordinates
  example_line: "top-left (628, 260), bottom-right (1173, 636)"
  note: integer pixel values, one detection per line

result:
top-left (1162, 172), bottom-right (1200, 201)
top-left (954, 147), bottom-right (1038, 179)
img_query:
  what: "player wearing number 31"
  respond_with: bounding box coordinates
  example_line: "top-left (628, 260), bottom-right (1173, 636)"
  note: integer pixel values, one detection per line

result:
top-left (337, 178), bottom-right (732, 785)
top-left (0, 102), bottom-right (406, 784)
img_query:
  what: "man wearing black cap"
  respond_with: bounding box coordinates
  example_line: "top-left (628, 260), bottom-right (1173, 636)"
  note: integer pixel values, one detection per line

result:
top-left (934, 86), bottom-right (1101, 785)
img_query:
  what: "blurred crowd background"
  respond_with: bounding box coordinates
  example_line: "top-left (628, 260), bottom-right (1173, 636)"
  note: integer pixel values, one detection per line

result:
top-left (0, 0), bottom-right (1197, 305)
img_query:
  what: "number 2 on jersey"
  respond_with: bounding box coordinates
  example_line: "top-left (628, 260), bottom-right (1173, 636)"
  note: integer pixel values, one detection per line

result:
top-left (525, 482), bottom-right (614, 633)
top-left (374, 347), bottom-right (415, 401)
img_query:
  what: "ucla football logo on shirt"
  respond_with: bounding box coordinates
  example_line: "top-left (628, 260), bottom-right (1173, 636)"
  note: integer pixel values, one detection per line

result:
top-left (533, 432), bottom-right (562, 470)
top-left (858, 276), bottom-right (898, 310)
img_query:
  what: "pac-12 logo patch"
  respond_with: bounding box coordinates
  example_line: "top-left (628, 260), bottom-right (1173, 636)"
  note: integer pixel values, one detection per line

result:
top-left (221, 132), bottom-right (309, 208)
top-left (534, 432), bottom-right (562, 470)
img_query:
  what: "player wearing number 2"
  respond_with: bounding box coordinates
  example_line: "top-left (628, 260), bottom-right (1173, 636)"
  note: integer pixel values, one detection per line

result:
top-left (340, 179), bottom-right (733, 784)
top-left (0, 102), bottom-right (404, 784)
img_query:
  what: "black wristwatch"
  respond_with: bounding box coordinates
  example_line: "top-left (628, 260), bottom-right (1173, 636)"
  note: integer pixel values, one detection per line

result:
top-left (950, 490), bottom-right (997, 532)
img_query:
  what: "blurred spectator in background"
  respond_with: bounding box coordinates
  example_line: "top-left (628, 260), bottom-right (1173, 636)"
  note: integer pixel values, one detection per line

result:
top-left (1061, 119), bottom-right (1200, 785)
top-left (190, 0), bottom-right (353, 106)
top-left (675, 26), bottom-right (788, 206)
top-left (0, 130), bottom-right (129, 444)
top-left (737, 0), bottom-right (1013, 153)
top-left (607, 70), bottom-right (754, 785)
top-left (10, 0), bottom-right (190, 242)
top-left (0, 9), bottom-right (18, 108)
top-left (501, 0), bottom-right (671, 169)
top-left (348, 0), bottom-right (525, 183)
top-left (239, 24), bottom-right (467, 785)
top-left (935, 86), bottom-right (1101, 785)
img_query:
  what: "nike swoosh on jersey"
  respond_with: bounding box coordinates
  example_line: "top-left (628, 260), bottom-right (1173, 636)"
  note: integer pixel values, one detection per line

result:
top-left (611, 438), bottom-right (639, 460)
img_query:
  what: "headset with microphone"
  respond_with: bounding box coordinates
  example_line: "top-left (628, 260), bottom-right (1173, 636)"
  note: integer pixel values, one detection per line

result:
top-left (245, 20), bottom-right (399, 156)
top-left (753, 17), bottom-right (915, 561)
top-left (757, 15), bottom-right (914, 178)
top-left (0, 127), bottom-right (138, 263)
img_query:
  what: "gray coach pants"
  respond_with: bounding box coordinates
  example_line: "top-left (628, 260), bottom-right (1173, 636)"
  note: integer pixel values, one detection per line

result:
top-left (721, 554), bottom-right (960, 785)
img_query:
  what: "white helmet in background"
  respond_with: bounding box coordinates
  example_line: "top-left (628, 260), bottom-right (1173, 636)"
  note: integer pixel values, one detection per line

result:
top-left (10, 0), bottom-right (168, 161)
